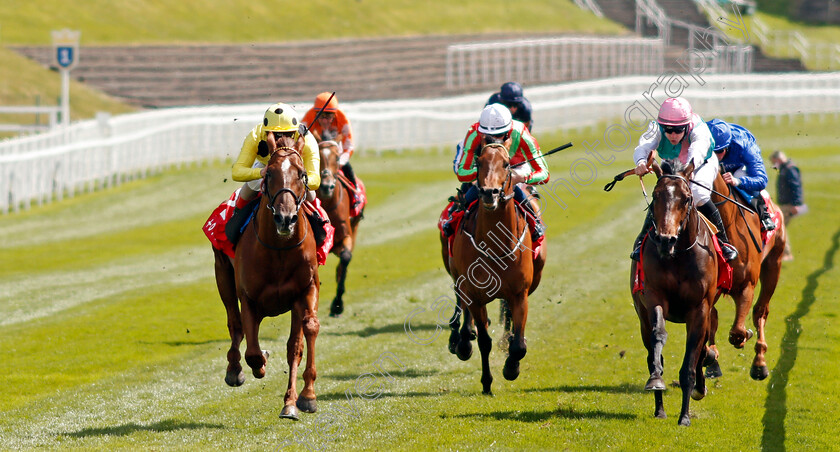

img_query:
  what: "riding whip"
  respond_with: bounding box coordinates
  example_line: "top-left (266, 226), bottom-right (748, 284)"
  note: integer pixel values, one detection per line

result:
top-left (511, 142), bottom-right (573, 168)
top-left (300, 91), bottom-right (336, 137)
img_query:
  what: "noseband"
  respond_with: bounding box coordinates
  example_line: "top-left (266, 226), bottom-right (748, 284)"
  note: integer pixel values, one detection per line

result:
top-left (476, 143), bottom-right (514, 202)
top-left (649, 173), bottom-right (698, 252)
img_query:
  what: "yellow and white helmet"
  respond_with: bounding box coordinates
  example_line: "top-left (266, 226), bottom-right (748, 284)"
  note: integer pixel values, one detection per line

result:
top-left (262, 102), bottom-right (300, 133)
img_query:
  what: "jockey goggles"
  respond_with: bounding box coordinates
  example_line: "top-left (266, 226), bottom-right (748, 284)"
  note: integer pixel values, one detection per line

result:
top-left (662, 125), bottom-right (687, 135)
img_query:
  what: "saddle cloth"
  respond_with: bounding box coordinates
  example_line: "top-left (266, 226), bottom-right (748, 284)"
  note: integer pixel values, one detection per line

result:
top-left (338, 170), bottom-right (367, 218)
top-left (438, 199), bottom-right (543, 260)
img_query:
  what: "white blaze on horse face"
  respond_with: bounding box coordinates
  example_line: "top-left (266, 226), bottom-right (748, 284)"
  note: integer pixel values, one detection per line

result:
top-left (662, 184), bottom-right (682, 236)
top-left (281, 158), bottom-right (292, 173)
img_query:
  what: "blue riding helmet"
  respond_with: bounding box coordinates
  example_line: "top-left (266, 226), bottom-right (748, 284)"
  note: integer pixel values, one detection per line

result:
top-left (707, 119), bottom-right (732, 152)
top-left (499, 82), bottom-right (524, 104)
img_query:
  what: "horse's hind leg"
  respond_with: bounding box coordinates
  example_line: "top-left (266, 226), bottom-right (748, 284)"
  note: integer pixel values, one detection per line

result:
top-left (472, 305), bottom-right (494, 394)
top-left (704, 305), bottom-right (723, 379)
top-left (330, 238), bottom-right (353, 318)
top-left (497, 299), bottom-right (512, 351)
top-left (679, 307), bottom-right (710, 427)
top-left (297, 285), bottom-right (320, 414)
top-left (751, 249), bottom-right (783, 380)
top-left (214, 249), bottom-right (245, 387)
top-left (502, 293), bottom-right (528, 381)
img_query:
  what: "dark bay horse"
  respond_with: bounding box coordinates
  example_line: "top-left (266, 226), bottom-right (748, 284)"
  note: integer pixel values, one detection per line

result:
top-left (317, 140), bottom-right (362, 318)
top-left (212, 135), bottom-right (321, 420)
top-left (630, 159), bottom-right (718, 426)
top-left (443, 139), bottom-right (546, 395)
top-left (705, 172), bottom-right (787, 380)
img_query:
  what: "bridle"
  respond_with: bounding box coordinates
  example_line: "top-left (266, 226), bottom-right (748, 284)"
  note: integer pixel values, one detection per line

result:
top-left (475, 143), bottom-right (514, 203)
top-left (648, 173), bottom-right (699, 252)
top-left (254, 147), bottom-right (309, 251)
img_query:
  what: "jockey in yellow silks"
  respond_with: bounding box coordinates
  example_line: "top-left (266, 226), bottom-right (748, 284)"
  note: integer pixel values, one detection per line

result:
top-left (226, 102), bottom-right (328, 244)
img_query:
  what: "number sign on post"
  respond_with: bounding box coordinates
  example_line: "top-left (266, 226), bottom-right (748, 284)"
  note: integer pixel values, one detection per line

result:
top-left (51, 29), bottom-right (80, 127)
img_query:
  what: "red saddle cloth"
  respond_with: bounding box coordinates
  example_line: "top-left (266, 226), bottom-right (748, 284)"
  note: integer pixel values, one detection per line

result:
top-left (202, 189), bottom-right (334, 265)
top-left (437, 200), bottom-right (543, 260)
top-left (632, 232), bottom-right (732, 294)
top-left (338, 170), bottom-right (367, 218)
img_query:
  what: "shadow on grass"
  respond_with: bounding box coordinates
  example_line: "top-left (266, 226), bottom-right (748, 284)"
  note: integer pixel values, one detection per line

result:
top-left (445, 406), bottom-right (636, 422)
top-left (315, 390), bottom-right (442, 402)
top-left (762, 227), bottom-right (840, 452)
top-left (322, 322), bottom-right (438, 338)
top-left (322, 368), bottom-right (438, 381)
top-left (66, 419), bottom-right (224, 437)
top-left (524, 382), bottom-right (644, 395)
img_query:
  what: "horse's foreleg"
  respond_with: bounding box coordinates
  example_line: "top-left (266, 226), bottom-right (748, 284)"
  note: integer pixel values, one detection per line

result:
top-left (704, 305), bottom-right (722, 378)
top-left (240, 297), bottom-right (268, 379)
top-left (645, 305), bottom-right (667, 393)
top-left (502, 293), bottom-right (528, 381)
top-left (330, 237), bottom-right (353, 318)
top-left (456, 302), bottom-right (474, 361)
top-left (729, 286), bottom-right (756, 349)
top-left (281, 305), bottom-right (305, 420)
top-left (679, 306), bottom-right (710, 427)
top-left (298, 286), bottom-right (320, 414)
top-left (448, 296), bottom-right (463, 355)
top-left (215, 250), bottom-right (245, 387)
top-left (473, 306), bottom-right (494, 395)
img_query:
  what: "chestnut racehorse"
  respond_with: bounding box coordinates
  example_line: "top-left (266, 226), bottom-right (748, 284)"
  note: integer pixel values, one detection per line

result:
top-left (443, 138), bottom-right (546, 395)
top-left (630, 159), bottom-right (717, 426)
top-left (317, 141), bottom-right (362, 317)
top-left (212, 135), bottom-right (320, 420)
top-left (704, 172), bottom-right (786, 380)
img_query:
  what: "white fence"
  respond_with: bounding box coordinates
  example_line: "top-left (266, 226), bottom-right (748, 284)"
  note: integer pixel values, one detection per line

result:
top-left (0, 105), bottom-right (61, 134)
top-left (2, 73), bottom-right (840, 213)
top-left (445, 37), bottom-right (665, 89)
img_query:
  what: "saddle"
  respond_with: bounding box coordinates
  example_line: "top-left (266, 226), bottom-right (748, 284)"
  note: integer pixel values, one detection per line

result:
top-left (336, 169), bottom-right (367, 218)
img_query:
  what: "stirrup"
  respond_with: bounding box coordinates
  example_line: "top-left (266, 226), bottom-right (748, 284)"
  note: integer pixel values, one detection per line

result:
top-left (761, 216), bottom-right (776, 231)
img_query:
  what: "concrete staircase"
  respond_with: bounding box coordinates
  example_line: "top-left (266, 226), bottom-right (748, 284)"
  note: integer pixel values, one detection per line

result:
top-left (11, 33), bottom-right (557, 109)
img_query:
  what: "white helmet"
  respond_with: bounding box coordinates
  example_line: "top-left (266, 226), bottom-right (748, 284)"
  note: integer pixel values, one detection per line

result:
top-left (478, 104), bottom-right (512, 135)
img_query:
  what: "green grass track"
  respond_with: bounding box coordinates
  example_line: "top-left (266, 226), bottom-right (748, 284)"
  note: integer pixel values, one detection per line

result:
top-left (1, 116), bottom-right (839, 450)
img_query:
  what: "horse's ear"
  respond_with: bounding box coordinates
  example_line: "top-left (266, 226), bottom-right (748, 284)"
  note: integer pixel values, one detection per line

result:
top-left (684, 160), bottom-right (695, 178)
top-left (651, 161), bottom-right (663, 178)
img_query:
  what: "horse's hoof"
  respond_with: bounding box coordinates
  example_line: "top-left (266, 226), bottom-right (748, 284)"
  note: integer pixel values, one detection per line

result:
top-left (329, 299), bottom-right (344, 318)
top-left (691, 387), bottom-right (707, 401)
top-left (750, 364), bottom-right (769, 381)
top-left (279, 405), bottom-right (300, 421)
top-left (705, 361), bottom-right (723, 379)
top-left (502, 358), bottom-right (520, 381)
top-left (448, 331), bottom-right (459, 355)
top-left (225, 370), bottom-right (245, 387)
top-left (746, 329), bottom-right (754, 341)
top-left (645, 377), bottom-right (666, 391)
top-left (297, 396), bottom-right (318, 413)
top-left (262, 350), bottom-right (270, 359)
top-left (654, 410), bottom-right (667, 419)
top-left (678, 416), bottom-right (691, 427)
top-left (469, 328), bottom-right (477, 341)
top-left (482, 389), bottom-right (494, 396)
top-left (702, 349), bottom-right (718, 367)
top-left (252, 365), bottom-right (266, 379)
top-left (456, 342), bottom-right (472, 361)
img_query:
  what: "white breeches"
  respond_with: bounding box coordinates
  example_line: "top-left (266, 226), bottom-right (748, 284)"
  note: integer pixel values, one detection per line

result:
top-left (690, 152), bottom-right (719, 206)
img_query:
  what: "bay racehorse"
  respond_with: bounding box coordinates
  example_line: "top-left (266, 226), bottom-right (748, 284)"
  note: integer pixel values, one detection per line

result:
top-left (317, 140), bottom-right (362, 317)
top-left (443, 138), bottom-right (546, 395)
top-left (212, 134), bottom-right (320, 420)
top-left (704, 171), bottom-right (787, 380)
top-left (631, 159), bottom-right (717, 426)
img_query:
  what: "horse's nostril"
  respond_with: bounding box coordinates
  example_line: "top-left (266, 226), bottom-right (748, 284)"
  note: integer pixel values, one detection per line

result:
top-left (290, 214), bottom-right (298, 224)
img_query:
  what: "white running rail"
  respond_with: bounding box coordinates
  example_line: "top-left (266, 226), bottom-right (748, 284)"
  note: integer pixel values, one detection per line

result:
top-left (2, 73), bottom-right (840, 213)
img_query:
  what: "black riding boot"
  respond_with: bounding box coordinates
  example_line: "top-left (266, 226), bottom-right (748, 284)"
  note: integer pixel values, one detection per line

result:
top-left (630, 209), bottom-right (654, 261)
top-left (341, 162), bottom-right (357, 185)
top-left (225, 198), bottom-right (259, 245)
top-left (698, 202), bottom-right (739, 261)
top-left (514, 185), bottom-right (546, 241)
top-left (307, 211), bottom-right (328, 247)
top-left (752, 195), bottom-right (776, 231)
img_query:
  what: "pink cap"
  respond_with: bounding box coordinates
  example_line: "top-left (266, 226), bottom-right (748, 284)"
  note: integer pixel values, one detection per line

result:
top-left (657, 97), bottom-right (693, 126)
